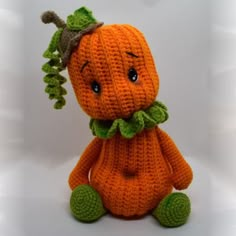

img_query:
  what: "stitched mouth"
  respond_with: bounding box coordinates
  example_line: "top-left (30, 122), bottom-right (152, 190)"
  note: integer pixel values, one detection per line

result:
top-left (123, 169), bottom-right (137, 179)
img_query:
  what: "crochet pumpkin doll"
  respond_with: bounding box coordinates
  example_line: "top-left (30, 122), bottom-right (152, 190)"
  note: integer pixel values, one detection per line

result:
top-left (41, 7), bottom-right (193, 227)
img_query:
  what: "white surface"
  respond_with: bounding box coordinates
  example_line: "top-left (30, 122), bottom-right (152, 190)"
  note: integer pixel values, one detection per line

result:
top-left (0, 155), bottom-right (236, 236)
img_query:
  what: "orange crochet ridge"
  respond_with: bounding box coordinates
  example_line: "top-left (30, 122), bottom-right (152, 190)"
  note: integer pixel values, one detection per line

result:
top-left (67, 24), bottom-right (193, 217)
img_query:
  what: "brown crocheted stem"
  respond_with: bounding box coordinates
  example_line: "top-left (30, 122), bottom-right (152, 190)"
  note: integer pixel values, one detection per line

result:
top-left (41, 10), bottom-right (103, 68)
top-left (60, 22), bottom-right (104, 67)
top-left (41, 11), bottom-right (66, 29)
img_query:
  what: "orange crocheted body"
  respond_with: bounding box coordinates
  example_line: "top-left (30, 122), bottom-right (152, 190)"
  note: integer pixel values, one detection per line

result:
top-left (90, 128), bottom-right (173, 217)
top-left (67, 23), bottom-right (193, 217)
top-left (69, 126), bottom-right (193, 217)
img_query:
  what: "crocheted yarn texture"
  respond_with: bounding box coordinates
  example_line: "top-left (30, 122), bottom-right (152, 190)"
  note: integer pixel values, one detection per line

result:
top-left (41, 7), bottom-right (193, 226)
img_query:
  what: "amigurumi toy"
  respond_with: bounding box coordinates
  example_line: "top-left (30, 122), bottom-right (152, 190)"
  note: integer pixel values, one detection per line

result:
top-left (41, 7), bottom-right (193, 227)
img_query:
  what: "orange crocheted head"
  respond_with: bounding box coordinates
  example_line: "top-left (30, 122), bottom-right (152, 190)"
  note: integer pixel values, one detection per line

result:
top-left (67, 24), bottom-right (159, 120)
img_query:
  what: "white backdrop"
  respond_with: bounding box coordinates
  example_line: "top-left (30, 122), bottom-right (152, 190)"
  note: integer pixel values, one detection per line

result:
top-left (0, 0), bottom-right (23, 158)
top-left (210, 0), bottom-right (236, 185)
top-left (1, 1), bottom-right (236, 236)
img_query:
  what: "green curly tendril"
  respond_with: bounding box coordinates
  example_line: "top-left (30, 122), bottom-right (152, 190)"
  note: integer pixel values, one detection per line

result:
top-left (41, 7), bottom-right (102, 109)
top-left (42, 28), bottom-right (67, 109)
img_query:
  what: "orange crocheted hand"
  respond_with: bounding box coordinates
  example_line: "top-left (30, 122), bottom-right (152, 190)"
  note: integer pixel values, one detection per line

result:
top-left (157, 127), bottom-right (193, 190)
top-left (68, 137), bottom-right (102, 190)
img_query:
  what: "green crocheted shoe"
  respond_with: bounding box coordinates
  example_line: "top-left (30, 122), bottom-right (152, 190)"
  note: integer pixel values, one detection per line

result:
top-left (152, 192), bottom-right (191, 227)
top-left (70, 184), bottom-right (106, 222)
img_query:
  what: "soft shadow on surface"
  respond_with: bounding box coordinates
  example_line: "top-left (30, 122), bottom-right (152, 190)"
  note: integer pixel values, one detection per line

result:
top-left (141, 0), bottom-right (161, 7)
top-left (20, 156), bottom-right (213, 236)
top-left (1, 153), bottom-right (235, 236)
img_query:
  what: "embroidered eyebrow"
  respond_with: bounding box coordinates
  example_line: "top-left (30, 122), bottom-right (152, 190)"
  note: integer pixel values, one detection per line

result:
top-left (80, 60), bottom-right (89, 73)
top-left (126, 51), bottom-right (139, 58)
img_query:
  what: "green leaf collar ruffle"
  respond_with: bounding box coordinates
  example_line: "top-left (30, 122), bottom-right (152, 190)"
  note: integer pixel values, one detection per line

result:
top-left (89, 101), bottom-right (168, 139)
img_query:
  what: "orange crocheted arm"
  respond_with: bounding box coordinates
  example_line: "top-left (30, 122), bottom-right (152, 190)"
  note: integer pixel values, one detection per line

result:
top-left (68, 137), bottom-right (103, 190)
top-left (156, 127), bottom-right (193, 190)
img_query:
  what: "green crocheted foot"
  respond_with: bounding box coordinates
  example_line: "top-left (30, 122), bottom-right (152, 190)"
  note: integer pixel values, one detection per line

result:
top-left (152, 192), bottom-right (191, 227)
top-left (70, 184), bottom-right (106, 222)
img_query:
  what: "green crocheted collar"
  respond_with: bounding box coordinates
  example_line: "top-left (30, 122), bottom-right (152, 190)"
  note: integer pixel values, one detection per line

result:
top-left (89, 101), bottom-right (168, 139)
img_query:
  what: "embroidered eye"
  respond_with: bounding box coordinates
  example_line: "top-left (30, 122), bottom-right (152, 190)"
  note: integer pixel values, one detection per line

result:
top-left (128, 68), bottom-right (138, 82)
top-left (91, 81), bottom-right (101, 94)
